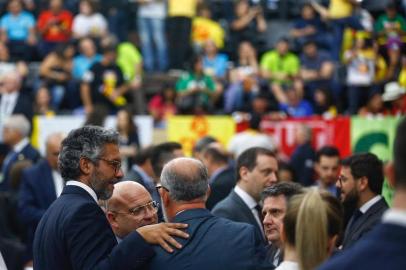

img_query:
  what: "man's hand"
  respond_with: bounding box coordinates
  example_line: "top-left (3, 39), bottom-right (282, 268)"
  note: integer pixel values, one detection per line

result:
top-left (137, 223), bottom-right (189, 253)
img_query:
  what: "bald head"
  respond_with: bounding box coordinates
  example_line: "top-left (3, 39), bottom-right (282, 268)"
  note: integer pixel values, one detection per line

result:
top-left (161, 157), bottom-right (209, 202)
top-left (46, 133), bottom-right (65, 170)
top-left (106, 181), bottom-right (157, 238)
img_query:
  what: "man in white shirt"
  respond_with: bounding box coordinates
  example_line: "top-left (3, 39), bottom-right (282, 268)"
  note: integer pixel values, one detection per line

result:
top-left (18, 132), bottom-right (65, 265)
top-left (337, 152), bottom-right (388, 249)
top-left (212, 147), bottom-right (279, 240)
top-left (106, 181), bottom-right (158, 243)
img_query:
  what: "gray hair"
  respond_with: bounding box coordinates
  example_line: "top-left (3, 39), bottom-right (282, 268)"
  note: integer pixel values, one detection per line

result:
top-left (58, 125), bottom-right (119, 180)
top-left (160, 157), bottom-right (208, 202)
top-left (3, 114), bottom-right (30, 137)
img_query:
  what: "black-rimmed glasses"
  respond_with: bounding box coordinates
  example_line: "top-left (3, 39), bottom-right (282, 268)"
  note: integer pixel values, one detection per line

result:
top-left (96, 157), bottom-right (122, 173)
top-left (112, 201), bottom-right (159, 217)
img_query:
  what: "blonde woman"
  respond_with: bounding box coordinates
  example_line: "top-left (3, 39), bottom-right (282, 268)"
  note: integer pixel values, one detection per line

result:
top-left (276, 189), bottom-right (343, 270)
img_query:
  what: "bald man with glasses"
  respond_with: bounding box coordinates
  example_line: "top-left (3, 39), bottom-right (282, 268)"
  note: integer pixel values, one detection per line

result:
top-left (106, 181), bottom-right (159, 242)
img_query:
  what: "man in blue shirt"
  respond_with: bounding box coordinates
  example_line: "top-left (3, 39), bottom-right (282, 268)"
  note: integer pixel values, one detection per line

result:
top-left (0, 0), bottom-right (36, 61)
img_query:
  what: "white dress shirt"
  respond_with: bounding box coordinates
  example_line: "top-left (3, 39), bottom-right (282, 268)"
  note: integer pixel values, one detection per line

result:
top-left (52, 170), bottom-right (64, 197)
top-left (66, 180), bottom-right (98, 202)
top-left (359, 195), bottom-right (382, 214)
top-left (234, 185), bottom-right (265, 236)
top-left (0, 251), bottom-right (7, 270)
top-left (275, 261), bottom-right (299, 270)
top-left (382, 209), bottom-right (406, 228)
top-left (0, 92), bottom-right (18, 118)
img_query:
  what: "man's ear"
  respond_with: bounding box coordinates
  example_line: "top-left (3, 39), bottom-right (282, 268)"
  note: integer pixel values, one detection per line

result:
top-left (358, 176), bottom-right (369, 192)
top-left (239, 166), bottom-right (249, 182)
top-left (205, 185), bottom-right (211, 201)
top-left (385, 161), bottom-right (396, 188)
top-left (79, 157), bottom-right (92, 175)
top-left (106, 211), bottom-right (119, 229)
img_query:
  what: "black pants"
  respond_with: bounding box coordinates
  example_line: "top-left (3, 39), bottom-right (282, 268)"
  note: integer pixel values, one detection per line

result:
top-left (167, 16), bottom-right (192, 70)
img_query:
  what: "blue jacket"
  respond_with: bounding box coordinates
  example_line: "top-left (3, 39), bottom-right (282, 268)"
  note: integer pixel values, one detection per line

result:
top-left (318, 223), bottom-right (406, 270)
top-left (0, 143), bottom-right (40, 191)
top-left (148, 208), bottom-right (273, 270)
top-left (33, 185), bottom-right (154, 270)
top-left (18, 159), bottom-right (58, 260)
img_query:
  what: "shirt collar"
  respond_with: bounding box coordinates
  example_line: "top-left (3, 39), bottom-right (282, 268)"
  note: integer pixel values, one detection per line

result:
top-left (66, 180), bottom-right (98, 202)
top-left (359, 195), bottom-right (382, 214)
top-left (382, 208), bottom-right (406, 228)
top-left (13, 137), bottom-right (29, 153)
top-left (234, 185), bottom-right (257, 209)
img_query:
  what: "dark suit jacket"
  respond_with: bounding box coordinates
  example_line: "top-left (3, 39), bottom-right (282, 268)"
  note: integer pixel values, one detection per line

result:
top-left (318, 223), bottom-right (406, 270)
top-left (18, 159), bottom-right (58, 260)
top-left (33, 185), bottom-right (154, 270)
top-left (289, 142), bottom-right (315, 187)
top-left (0, 143), bottom-right (41, 191)
top-left (212, 190), bottom-right (265, 241)
top-left (206, 166), bottom-right (236, 210)
top-left (342, 197), bottom-right (388, 249)
top-left (0, 93), bottom-right (34, 123)
top-left (148, 208), bottom-right (273, 270)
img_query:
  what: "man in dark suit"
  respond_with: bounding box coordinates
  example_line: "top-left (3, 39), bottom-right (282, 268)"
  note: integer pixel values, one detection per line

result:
top-left (18, 132), bottom-right (65, 264)
top-left (33, 126), bottom-right (189, 270)
top-left (318, 116), bottom-right (406, 270)
top-left (337, 152), bottom-right (388, 250)
top-left (0, 71), bottom-right (33, 124)
top-left (212, 147), bottom-right (279, 240)
top-left (201, 145), bottom-right (235, 210)
top-left (149, 157), bottom-right (273, 270)
top-left (261, 182), bottom-right (303, 267)
top-left (0, 114), bottom-right (40, 191)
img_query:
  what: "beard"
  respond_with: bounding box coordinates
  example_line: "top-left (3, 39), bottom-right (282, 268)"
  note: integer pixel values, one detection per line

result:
top-left (89, 170), bottom-right (114, 200)
top-left (341, 188), bottom-right (360, 228)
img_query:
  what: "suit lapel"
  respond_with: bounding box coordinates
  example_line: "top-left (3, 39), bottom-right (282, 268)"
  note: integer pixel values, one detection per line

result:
top-left (41, 160), bottom-right (58, 202)
top-left (230, 191), bottom-right (262, 233)
top-left (344, 198), bottom-right (387, 245)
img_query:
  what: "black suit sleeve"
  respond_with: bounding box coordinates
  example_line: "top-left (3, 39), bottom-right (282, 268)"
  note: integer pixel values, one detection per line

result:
top-left (66, 203), bottom-right (154, 270)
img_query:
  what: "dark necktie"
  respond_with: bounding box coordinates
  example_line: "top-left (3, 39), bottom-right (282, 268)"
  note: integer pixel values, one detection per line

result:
top-left (348, 209), bottom-right (363, 231)
top-left (255, 204), bottom-right (264, 223)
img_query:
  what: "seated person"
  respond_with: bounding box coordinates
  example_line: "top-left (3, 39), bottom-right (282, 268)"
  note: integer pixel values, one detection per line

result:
top-left (275, 85), bottom-right (314, 118)
top-left (72, 0), bottom-right (108, 39)
top-left (37, 0), bottom-right (73, 57)
top-left (202, 40), bottom-right (228, 81)
top-left (299, 41), bottom-right (334, 101)
top-left (0, 0), bottom-right (36, 61)
top-left (175, 55), bottom-right (217, 114)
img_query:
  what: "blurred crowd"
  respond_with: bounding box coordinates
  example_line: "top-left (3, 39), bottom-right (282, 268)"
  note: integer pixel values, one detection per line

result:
top-left (1, 0), bottom-right (406, 128)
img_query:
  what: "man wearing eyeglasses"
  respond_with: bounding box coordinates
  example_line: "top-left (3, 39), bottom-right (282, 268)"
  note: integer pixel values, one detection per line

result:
top-left (106, 181), bottom-right (159, 242)
top-left (337, 153), bottom-right (388, 250)
top-left (33, 126), bottom-right (189, 270)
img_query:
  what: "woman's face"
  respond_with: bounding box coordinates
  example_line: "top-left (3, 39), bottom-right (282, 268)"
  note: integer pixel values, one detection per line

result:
top-left (64, 46), bottom-right (75, 58)
top-left (117, 110), bottom-right (129, 130)
top-left (236, 1), bottom-right (249, 17)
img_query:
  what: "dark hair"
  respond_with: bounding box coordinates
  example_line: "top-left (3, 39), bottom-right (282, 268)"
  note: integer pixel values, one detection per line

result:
top-left (341, 153), bottom-right (384, 195)
top-left (151, 142), bottom-right (182, 178)
top-left (116, 108), bottom-right (137, 136)
top-left (59, 126), bottom-right (119, 180)
top-left (236, 147), bottom-right (275, 181)
top-left (133, 146), bottom-right (154, 166)
top-left (316, 146), bottom-right (340, 163)
top-left (249, 113), bottom-right (262, 131)
top-left (394, 117), bottom-right (406, 188)
top-left (53, 42), bottom-right (74, 59)
top-left (261, 182), bottom-right (303, 203)
top-left (202, 146), bottom-right (229, 165)
top-left (193, 136), bottom-right (217, 154)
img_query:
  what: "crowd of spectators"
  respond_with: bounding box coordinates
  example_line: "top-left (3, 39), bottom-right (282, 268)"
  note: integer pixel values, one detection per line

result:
top-left (1, 0), bottom-right (406, 126)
